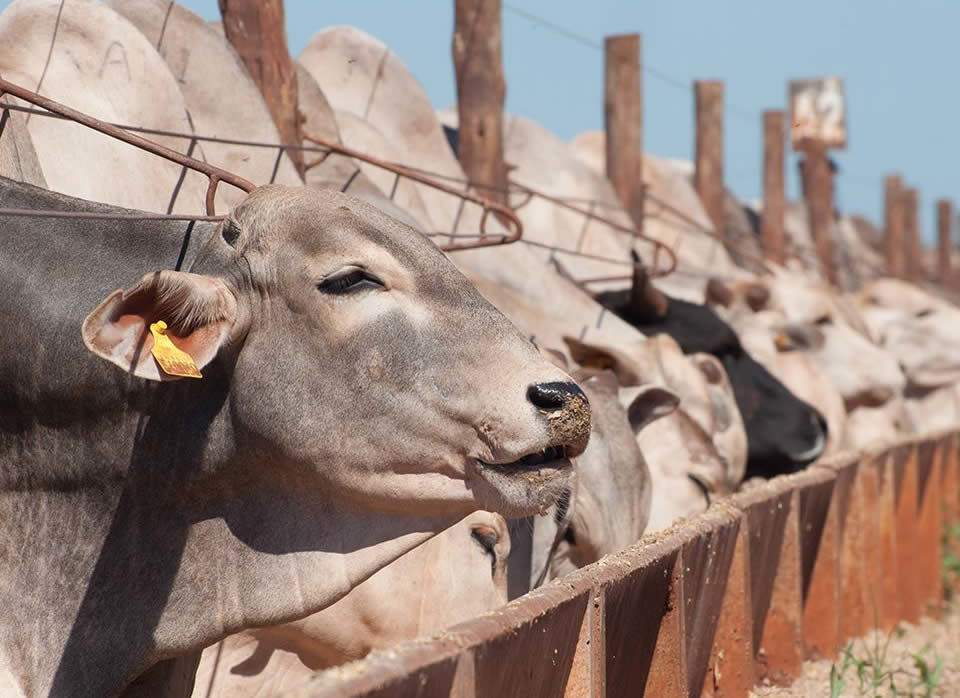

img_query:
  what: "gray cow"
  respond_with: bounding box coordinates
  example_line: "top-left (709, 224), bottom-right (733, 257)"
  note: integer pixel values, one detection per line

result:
top-left (0, 179), bottom-right (589, 697)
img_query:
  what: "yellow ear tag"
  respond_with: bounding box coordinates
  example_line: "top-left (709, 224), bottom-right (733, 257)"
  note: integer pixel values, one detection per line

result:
top-left (774, 333), bottom-right (793, 352)
top-left (149, 321), bottom-right (202, 379)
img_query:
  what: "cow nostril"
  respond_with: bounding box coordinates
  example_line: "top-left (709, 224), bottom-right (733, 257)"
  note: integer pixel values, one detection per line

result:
top-left (527, 381), bottom-right (585, 411)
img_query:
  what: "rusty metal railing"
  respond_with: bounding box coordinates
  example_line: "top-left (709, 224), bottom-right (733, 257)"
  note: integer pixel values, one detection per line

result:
top-left (0, 77), bottom-right (254, 215)
top-left (301, 132), bottom-right (522, 252)
top-left (0, 78), bottom-right (523, 251)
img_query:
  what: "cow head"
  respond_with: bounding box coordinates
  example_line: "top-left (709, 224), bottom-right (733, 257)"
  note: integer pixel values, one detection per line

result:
top-left (709, 274), bottom-right (906, 410)
top-left (857, 278), bottom-right (960, 390)
top-left (82, 186), bottom-right (590, 518)
top-left (594, 263), bottom-right (826, 479)
top-left (564, 333), bottom-right (748, 486)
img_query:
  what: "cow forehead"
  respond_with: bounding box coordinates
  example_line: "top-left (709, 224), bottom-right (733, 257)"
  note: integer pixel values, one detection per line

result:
top-left (230, 185), bottom-right (440, 266)
top-left (864, 279), bottom-right (941, 313)
top-left (765, 281), bottom-right (833, 323)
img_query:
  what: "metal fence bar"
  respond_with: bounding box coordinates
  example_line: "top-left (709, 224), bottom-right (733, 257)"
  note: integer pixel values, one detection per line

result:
top-left (0, 78), bottom-right (255, 215)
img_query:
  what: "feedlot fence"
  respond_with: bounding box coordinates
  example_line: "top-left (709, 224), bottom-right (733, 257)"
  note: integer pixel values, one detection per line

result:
top-left (293, 429), bottom-right (960, 698)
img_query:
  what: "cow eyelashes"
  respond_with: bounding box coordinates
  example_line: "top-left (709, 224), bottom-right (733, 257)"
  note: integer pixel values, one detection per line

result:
top-left (915, 308), bottom-right (933, 318)
top-left (814, 315), bottom-right (832, 326)
top-left (316, 267), bottom-right (385, 294)
top-left (470, 527), bottom-right (499, 561)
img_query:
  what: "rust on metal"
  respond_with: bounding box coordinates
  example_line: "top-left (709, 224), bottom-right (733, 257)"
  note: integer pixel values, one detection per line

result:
top-left (0, 77), bottom-right (254, 215)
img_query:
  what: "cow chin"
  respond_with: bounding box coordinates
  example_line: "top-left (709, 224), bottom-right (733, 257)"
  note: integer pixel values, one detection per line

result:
top-left (466, 458), bottom-right (575, 519)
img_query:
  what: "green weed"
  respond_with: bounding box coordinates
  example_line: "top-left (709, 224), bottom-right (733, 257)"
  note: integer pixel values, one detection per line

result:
top-left (828, 624), bottom-right (942, 697)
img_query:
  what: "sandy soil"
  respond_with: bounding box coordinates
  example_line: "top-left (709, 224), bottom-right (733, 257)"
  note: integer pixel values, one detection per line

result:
top-left (751, 602), bottom-right (960, 697)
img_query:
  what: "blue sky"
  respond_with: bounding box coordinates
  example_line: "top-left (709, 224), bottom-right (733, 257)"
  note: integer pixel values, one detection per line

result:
top-left (12, 1), bottom-right (960, 244)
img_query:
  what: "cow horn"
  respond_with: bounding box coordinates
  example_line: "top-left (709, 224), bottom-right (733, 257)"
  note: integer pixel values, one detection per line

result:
top-left (630, 250), bottom-right (669, 320)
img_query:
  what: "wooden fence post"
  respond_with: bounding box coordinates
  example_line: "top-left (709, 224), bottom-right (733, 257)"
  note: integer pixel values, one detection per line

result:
top-left (884, 175), bottom-right (905, 278)
top-left (761, 110), bottom-right (785, 265)
top-left (453, 0), bottom-right (507, 205)
top-left (938, 199), bottom-right (953, 286)
top-left (695, 81), bottom-right (725, 236)
top-left (604, 34), bottom-right (644, 232)
top-left (218, 0), bottom-right (304, 177)
top-left (800, 143), bottom-right (836, 284)
top-left (903, 187), bottom-right (922, 281)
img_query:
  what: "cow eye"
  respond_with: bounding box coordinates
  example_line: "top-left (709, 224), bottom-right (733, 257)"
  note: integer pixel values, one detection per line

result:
top-left (915, 308), bottom-right (933, 318)
top-left (814, 315), bottom-right (832, 326)
top-left (316, 267), bottom-right (384, 294)
top-left (471, 527), bottom-right (499, 562)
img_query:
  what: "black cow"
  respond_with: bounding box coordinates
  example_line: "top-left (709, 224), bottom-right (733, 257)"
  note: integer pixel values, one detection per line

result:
top-left (595, 254), bottom-right (827, 480)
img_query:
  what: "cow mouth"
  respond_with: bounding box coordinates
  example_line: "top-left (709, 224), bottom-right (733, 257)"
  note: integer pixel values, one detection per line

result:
top-left (470, 444), bottom-right (575, 517)
top-left (476, 444), bottom-right (571, 472)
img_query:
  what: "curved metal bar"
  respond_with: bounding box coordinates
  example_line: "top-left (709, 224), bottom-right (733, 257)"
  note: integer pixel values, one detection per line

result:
top-left (302, 132), bottom-right (523, 251)
top-left (0, 77), bottom-right (255, 215)
top-left (508, 181), bottom-right (679, 278)
top-left (643, 189), bottom-right (774, 274)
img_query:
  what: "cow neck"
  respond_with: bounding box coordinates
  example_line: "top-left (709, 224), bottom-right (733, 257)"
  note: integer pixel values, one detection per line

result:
top-left (3, 374), bottom-right (455, 696)
top-left (11, 484), bottom-right (453, 695)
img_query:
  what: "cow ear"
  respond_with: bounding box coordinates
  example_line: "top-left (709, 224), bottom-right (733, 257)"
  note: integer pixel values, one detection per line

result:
top-left (623, 384), bottom-right (680, 433)
top-left (562, 335), bottom-right (641, 385)
top-left (82, 271), bottom-right (237, 381)
top-left (745, 283), bottom-right (770, 312)
top-left (705, 278), bottom-right (734, 307)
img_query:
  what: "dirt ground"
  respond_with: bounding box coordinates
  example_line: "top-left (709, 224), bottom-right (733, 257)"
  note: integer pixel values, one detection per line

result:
top-left (751, 602), bottom-right (960, 697)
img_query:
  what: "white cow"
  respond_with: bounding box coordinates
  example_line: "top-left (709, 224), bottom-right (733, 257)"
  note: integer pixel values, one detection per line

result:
top-left (192, 512), bottom-right (510, 697)
top-left (856, 278), bottom-right (960, 431)
top-left (0, 0), bottom-right (207, 213)
top-left (107, 0), bottom-right (303, 212)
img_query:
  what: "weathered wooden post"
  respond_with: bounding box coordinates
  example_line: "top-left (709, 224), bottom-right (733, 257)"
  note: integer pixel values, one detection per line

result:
top-left (903, 187), bottom-right (922, 281)
top-left (938, 199), bottom-right (953, 286)
top-left (604, 33), bottom-right (644, 231)
top-left (453, 0), bottom-right (507, 205)
top-left (789, 78), bottom-right (847, 285)
top-left (801, 144), bottom-right (836, 283)
top-left (218, 0), bottom-right (303, 176)
top-left (884, 175), bottom-right (905, 278)
top-left (694, 80), bottom-right (725, 235)
top-left (761, 110), bottom-right (786, 265)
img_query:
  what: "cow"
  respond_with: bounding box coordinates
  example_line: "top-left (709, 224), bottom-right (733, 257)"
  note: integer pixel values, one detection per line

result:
top-left (545, 367), bottom-right (674, 578)
top-left (0, 179), bottom-right (589, 697)
top-left (595, 258), bottom-right (827, 479)
top-left (856, 277), bottom-right (960, 431)
top-left (723, 309), bottom-right (848, 456)
top-left (0, 0), bottom-right (208, 213)
top-left (106, 0), bottom-right (304, 210)
top-left (707, 273), bottom-right (905, 413)
top-left (559, 335), bottom-right (737, 528)
top-left (191, 511), bottom-right (510, 697)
